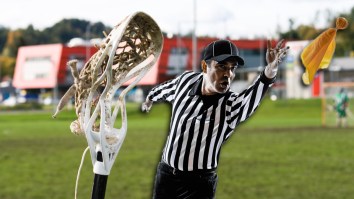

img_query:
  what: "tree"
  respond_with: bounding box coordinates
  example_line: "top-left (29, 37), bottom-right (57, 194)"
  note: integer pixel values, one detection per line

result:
top-left (0, 56), bottom-right (15, 80)
top-left (41, 19), bottom-right (111, 44)
top-left (296, 25), bottom-right (320, 40)
top-left (0, 26), bottom-right (9, 54)
top-left (333, 8), bottom-right (354, 56)
top-left (1, 30), bottom-right (23, 57)
top-left (279, 18), bottom-right (300, 40)
top-left (0, 19), bottom-right (112, 78)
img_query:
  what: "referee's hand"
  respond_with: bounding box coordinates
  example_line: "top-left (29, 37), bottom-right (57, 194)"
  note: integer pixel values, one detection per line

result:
top-left (141, 99), bottom-right (153, 113)
top-left (265, 39), bottom-right (289, 78)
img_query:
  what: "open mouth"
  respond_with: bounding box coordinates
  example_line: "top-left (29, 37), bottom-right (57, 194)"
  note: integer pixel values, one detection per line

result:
top-left (220, 81), bottom-right (229, 89)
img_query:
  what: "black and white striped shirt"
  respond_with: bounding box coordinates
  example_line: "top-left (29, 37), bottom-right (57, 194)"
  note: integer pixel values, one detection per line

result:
top-left (147, 71), bottom-right (275, 171)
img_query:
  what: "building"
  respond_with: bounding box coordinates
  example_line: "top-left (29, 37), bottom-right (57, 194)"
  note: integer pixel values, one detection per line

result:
top-left (11, 37), bottom-right (273, 104)
top-left (13, 44), bottom-right (97, 89)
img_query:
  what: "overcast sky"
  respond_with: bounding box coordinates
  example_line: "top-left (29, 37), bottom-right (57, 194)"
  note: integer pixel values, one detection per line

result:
top-left (1, 0), bottom-right (353, 39)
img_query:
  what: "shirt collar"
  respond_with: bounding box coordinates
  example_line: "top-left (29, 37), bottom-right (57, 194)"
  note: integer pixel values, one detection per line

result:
top-left (189, 76), bottom-right (203, 96)
top-left (189, 75), bottom-right (230, 96)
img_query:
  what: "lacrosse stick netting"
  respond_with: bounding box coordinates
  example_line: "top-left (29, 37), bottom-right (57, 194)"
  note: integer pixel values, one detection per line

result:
top-left (53, 12), bottom-right (163, 177)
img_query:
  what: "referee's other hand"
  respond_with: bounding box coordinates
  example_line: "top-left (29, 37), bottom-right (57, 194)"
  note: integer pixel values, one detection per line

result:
top-left (141, 99), bottom-right (153, 113)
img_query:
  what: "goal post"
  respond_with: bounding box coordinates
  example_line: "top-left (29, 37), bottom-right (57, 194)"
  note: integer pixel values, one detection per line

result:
top-left (321, 82), bottom-right (354, 127)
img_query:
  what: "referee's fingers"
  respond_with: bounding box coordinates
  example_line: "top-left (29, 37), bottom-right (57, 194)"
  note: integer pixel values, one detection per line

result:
top-left (276, 39), bottom-right (284, 49)
top-left (267, 40), bottom-right (272, 50)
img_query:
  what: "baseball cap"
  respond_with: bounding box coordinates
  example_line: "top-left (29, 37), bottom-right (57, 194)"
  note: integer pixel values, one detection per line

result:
top-left (202, 40), bottom-right (244, 66)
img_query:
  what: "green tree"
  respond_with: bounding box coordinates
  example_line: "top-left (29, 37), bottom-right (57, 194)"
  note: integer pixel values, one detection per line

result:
top-left (0, 19), bottom-right (111, 78)
top-left (296, 25), bottom-right (320, 40)
top-left (41, 19), bottom-right (110, 44)
top-left (279, 18), bottom-right (300, 40)
top-left (0, 56), bottom-right (15, 80)
top-left (19, 25), bottom-right (44, 45)
top-left (0, 26), bottom-right (9, 54)
top-left (1, 30), bottom-right (24, 57)
top-left (333, 8), bottom-right (354, 56)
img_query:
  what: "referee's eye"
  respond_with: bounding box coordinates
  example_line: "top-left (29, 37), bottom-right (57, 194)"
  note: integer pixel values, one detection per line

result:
top-left (215, 63), bottom-right (237, 73)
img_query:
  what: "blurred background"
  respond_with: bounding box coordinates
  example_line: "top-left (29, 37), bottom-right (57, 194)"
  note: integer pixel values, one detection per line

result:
top-left (0, 0), bottom-right (354, 199)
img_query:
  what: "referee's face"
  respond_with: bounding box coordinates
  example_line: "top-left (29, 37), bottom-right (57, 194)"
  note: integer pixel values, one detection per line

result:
top-left (203, 60), bottom-right (237, 94)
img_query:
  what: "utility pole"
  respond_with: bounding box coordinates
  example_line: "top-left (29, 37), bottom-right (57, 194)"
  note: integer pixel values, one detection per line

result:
top-left (192, 0), bottom-right (197, 71)
top-left (0, 58), bottom-right (2, 82)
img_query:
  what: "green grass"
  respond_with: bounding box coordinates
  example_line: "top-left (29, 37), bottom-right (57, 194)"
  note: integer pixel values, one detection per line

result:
top-left (0, 99), bottom-right (354, 199)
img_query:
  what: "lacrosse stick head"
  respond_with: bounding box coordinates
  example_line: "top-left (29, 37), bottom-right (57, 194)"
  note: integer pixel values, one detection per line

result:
top-left (54, 11), bottom-right (163, 175)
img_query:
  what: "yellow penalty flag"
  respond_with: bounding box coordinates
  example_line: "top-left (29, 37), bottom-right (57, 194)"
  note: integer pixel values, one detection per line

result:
top-left (301, 17), bottom-right (348, 85)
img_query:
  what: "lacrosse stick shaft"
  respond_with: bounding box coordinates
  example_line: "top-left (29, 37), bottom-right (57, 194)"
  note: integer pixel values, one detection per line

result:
top-left (91, 151), bottom-right (108, 199)
top-left (91, 174), bottom-right (108, 199)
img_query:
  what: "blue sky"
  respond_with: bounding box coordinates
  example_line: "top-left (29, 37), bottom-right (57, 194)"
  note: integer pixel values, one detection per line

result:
top-left (1, 0), bottom-right (353, 39)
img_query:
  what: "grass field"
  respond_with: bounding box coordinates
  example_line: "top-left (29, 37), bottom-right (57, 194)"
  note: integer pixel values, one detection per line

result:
top-left (1, 98), bottom-right (354, 199)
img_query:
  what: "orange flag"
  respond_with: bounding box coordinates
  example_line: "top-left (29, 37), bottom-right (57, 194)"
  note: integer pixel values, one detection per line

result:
top-left (301, 17), bottom-right (348, 85)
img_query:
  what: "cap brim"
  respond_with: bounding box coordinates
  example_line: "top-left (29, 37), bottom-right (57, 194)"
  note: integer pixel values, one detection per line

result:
top-left (212, 54), bottom-right (245, 66)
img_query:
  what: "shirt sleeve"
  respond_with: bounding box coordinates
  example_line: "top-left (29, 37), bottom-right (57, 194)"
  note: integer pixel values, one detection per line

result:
top-left (146, 72), bottom-right (188, 103)
top-left (226, 70), bottom-right (275, 131)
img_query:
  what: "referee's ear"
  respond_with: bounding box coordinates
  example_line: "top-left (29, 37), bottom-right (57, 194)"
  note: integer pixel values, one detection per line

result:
top-left (201, 60), bottom-right (207, 73)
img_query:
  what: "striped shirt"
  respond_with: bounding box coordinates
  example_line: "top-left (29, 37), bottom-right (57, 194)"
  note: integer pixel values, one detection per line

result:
top-left (147, 70), bottom-right (275, 171)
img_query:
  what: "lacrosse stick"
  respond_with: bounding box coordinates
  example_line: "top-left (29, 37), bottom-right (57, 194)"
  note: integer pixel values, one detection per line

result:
top-left (53, 11), bottom-right (163, 199)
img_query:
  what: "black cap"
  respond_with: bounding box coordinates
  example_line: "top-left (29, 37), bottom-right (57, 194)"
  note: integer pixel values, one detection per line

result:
top-left (202, 40), bottom-right (244, 66)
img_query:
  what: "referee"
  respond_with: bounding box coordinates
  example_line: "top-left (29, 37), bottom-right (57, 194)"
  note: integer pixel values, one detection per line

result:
top-left (142, 39), bottom-right (289, 199)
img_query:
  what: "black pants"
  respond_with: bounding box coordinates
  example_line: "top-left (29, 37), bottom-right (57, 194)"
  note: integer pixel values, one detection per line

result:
top-left (152, 162), bottom-right (218, 199)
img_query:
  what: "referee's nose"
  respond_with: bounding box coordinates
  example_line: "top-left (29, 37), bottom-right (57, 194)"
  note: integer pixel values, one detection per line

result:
top-left (225, 69), bottom-right (233, 78)
top-left (221, 66), bottom-right (234, 79)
